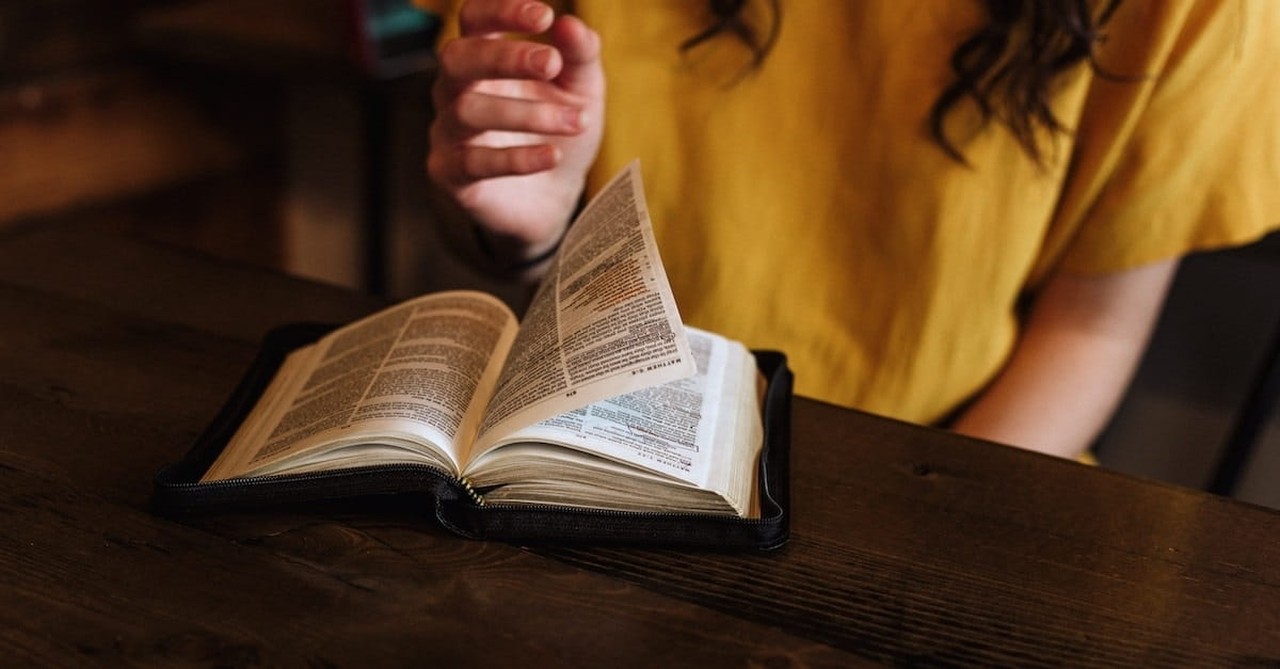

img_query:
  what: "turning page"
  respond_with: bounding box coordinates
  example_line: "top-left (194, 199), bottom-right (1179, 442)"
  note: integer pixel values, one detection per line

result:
top-left (469, 162), bottom-right (696, 454)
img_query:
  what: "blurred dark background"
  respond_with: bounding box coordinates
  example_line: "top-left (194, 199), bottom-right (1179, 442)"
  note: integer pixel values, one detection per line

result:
top-left (0, 0), bottom-right (516, 298)
top-left (1, 0), bottom-right (1276, 507)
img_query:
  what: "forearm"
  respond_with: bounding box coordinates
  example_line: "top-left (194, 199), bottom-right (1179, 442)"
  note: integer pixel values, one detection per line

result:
top-left (951, 259), bottom-right (1179, 459)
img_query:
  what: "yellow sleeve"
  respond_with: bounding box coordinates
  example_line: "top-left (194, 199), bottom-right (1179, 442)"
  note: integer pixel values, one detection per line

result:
top-left (1048, 0), bottom-right (1280, 276)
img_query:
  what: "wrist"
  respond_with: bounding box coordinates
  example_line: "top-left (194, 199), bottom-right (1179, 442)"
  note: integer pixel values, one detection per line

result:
top-left (471, 193), bottom-right (587, 276)
top-left (473, 221), bottom-right (569, 273)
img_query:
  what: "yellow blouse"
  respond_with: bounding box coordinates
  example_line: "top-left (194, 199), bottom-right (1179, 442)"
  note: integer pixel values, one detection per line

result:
top-left (428, 1), bottom-right (1280, 423)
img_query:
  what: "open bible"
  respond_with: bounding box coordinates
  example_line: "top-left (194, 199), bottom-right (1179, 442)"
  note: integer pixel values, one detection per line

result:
top-left (154, 163), bottom-right (791, 549)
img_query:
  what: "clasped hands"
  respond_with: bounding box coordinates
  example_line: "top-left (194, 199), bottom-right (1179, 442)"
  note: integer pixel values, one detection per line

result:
top-left (428, 0), bottom-right (605, 268)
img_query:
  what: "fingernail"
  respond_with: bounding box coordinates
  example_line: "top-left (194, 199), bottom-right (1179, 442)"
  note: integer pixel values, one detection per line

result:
top-left (521, 2), bottom-right (551, 28)
top-left (534, 144), bottom-right (559, 169)
top-left (529, 47), bottom-right (554, 76)
top-left (561, 107), bottom-right (584, 131)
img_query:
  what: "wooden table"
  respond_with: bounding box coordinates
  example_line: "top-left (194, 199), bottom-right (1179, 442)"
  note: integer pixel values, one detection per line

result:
top-left (2, 221), bottom-right (1278, 667)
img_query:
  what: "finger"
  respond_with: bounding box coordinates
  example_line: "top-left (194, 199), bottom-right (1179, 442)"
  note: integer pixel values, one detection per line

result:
top-left (458, 0), bottom-right (553, 37)
top-left (448, 89), bottom-right (586, 137)
top-left (548, 15), bottom-right (602, 89)
top-left (430, 143), bottom-right (560, 186)
top-left (437, 36), bottom-right (562, 84)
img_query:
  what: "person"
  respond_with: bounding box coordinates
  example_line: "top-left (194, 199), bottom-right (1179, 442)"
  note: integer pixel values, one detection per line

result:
top-left (421, 0), bottom-right (1280, 460)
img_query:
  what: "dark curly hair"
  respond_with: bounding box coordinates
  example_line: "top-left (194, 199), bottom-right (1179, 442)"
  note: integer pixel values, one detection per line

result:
top-left (679, 0), bottom-right (1125, 164)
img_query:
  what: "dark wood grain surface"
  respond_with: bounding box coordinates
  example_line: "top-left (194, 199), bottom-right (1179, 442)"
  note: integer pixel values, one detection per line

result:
top-left (2, 220), bottom-right (1277, 667)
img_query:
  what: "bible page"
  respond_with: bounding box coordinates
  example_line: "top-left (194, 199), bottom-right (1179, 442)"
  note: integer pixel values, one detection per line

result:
top-left (463, 328), bottom-right (762, 516)
top-left (202, 291), bottom-right (517, 481)
top-left (470, 161), bottom-right (696, 453)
